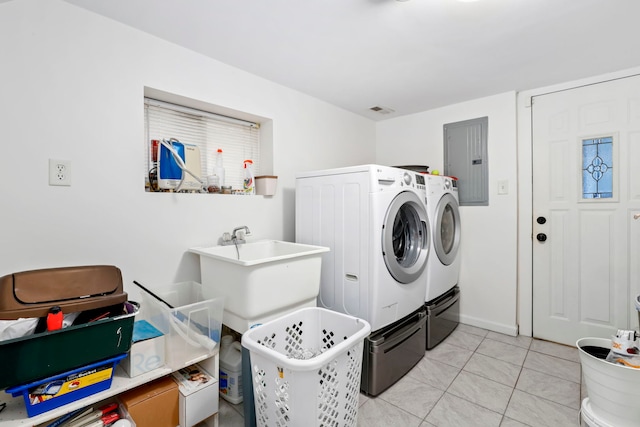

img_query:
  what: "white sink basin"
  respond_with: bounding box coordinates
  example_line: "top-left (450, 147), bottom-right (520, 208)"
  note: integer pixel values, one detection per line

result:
top-left (191, 240), bottom-right (328, 266)
top-left (189, 240), bottom-right (329, 332)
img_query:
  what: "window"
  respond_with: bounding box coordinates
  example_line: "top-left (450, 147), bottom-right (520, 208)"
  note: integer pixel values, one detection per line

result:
top-left (582, 135), bottom-right (613, 199)
top-left (144, 97), bottom-right (260, 192)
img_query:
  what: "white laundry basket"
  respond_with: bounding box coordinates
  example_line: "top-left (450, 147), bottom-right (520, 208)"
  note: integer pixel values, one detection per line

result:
top-left (241, 307), bottom-right (371, 427)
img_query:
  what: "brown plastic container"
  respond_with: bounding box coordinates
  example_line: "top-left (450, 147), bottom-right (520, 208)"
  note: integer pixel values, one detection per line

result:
top-left (0, 265), bottom-right (127, 319)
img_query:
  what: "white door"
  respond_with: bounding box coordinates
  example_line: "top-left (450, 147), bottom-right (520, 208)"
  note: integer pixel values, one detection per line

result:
top-left (532, 75), bottom-right (640, 346)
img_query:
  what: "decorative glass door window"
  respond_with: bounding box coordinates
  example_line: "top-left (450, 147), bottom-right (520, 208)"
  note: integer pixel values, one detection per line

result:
top-left (582, 135), bottom-right (613, 199)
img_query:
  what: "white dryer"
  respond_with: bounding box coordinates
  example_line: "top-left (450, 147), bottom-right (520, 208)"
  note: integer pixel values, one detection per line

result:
top-left (424, 174), bottom-right (461, 349)
top-left (425, 174), bottom-right (461, 300)
top-left (296, 164), bottom-right (430, 395)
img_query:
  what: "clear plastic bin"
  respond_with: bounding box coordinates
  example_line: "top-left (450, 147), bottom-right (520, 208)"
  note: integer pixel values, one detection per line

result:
top-left (242, 307), bottom-right (371, 427)
top-left (139, 281), bottom-right (224, 370)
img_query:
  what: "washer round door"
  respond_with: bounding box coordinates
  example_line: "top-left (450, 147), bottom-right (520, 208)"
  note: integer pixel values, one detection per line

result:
top-left (434, 193), bottom-right (461, 266)
top-left (382, 191), bottom-right (430, 284)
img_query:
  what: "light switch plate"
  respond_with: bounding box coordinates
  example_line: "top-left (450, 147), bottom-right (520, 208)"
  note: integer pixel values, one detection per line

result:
top-left (498, 180), bottom-right (508, 195)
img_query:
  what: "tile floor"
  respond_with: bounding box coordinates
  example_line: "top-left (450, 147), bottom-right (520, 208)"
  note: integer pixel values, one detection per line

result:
top-left (216, 324), bottom-right (586, 427)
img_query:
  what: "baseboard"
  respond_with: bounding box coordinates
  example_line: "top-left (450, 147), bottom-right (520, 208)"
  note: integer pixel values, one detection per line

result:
top-left (459, 314), bottom-right (519, 337)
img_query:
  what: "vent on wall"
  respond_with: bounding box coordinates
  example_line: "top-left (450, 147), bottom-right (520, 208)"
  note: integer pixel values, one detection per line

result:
top-left (369, 105), bottom-right (395, 115)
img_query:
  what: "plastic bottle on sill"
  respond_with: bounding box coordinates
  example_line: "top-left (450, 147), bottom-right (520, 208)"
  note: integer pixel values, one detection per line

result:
top-left (214, 148), bottom-right (225, 187)
top-left (243, 159), bottom-right (255, 195)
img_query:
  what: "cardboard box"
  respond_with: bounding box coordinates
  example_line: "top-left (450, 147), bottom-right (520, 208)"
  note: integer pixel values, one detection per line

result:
top-left (122, 320), bottom-right (166, 377)
top-left (118, 376), bottom-right (178, 427)
top-left (172, 364), bottom-right (218, 427)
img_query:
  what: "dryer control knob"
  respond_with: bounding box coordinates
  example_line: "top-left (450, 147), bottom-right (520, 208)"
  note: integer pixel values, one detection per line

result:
top-left (403, 172), bottom-right (412, 185)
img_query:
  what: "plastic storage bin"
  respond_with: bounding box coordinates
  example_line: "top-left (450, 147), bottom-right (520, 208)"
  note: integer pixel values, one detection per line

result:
top-left (138, 281), bottom-right (224, 370)
top-left (5, 354), bottom-right (126, 417)
top-left (577, 337), bottom-right (640, 427)
top-left (0, 303), bottom-right (137, 390)
top-left (242, 307), bottom-right (371, 427)
top-left (577, 298), bottom-right (640, 426)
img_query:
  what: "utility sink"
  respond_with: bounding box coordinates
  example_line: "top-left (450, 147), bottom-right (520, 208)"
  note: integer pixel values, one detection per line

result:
top-left (189, 240), bottom-right (329, 333)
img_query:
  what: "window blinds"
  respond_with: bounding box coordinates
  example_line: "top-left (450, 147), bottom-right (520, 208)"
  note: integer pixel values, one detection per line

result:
top-left (144, 98), bottom-right (260, 191)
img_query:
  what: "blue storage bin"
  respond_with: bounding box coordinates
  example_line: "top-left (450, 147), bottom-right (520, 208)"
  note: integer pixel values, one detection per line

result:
top-left (5, 354), bottom-right (126, 417)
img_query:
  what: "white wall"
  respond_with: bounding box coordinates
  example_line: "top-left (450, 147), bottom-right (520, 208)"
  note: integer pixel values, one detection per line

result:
top-left (0, 0), bottom-right (375, 298)
top-left (11, 0), bottom-right (634, 338)
top-left (376, 92), bottom-right (519, 335)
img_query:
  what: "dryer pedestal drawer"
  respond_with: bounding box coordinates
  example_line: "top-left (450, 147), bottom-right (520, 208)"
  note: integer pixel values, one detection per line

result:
top-left (426, 285), bottom-right (460, 350)
top-left (360, 306), bottom-right (427, 396)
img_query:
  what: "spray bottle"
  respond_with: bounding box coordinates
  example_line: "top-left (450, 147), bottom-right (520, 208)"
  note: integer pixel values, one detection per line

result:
top-left (243, 160), bottom-right (255, 195)
top-left (214, 149), bottom-right (225, 187)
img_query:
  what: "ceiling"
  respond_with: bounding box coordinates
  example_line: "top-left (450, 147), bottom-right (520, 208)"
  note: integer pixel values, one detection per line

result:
top-left (63, 0), bottom-right (640, 121)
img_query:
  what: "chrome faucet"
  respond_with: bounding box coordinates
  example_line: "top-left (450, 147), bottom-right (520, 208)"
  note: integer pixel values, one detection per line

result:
top-left (232, 226), bottom-right (251, 241)
top-left (222, 226), bottom-right (251, 245)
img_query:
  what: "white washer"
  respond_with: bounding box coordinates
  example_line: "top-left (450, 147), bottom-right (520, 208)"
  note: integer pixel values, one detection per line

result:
top-left (424, 174), bottom-right (461, 302)
top-left (295, 164), bottom-right (430, 332)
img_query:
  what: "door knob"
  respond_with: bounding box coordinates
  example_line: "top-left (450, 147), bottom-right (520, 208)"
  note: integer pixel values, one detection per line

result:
top-left (537, 216), bottom-right (546, 225)
top-left (536, 233), bottom-right (547, 242)
top-left (634, 213), bottom-right (640, 220)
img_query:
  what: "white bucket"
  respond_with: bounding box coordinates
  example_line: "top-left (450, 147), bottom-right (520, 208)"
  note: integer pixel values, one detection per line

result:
top-left (577, 337), bottom-right (640, 427)
top-left (581, 398), bottom-right (617, 427)
top-left (219, 335), bottom-right (243, 404)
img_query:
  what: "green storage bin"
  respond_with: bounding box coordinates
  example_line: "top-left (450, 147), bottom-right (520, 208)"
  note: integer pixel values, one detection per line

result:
top-left (0, 304), bottom-right (136, 389)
